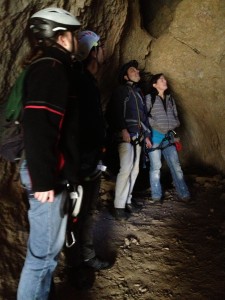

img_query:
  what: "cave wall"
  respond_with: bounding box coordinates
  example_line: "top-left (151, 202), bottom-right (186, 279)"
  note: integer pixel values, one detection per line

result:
top-left (0, 0), bottom-right (225, 297)
top-left (144, 0), bottom-right (225, 171)
top-left (1, 0), bottom-right (225, 183)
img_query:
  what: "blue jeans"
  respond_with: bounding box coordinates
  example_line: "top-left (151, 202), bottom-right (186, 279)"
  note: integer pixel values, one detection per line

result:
top-left (114, 142), bottom-right (141, 208)
top-left (148, 141), bottom-right (190, 200)
top-left (17, 161), bottom-right (68, 300)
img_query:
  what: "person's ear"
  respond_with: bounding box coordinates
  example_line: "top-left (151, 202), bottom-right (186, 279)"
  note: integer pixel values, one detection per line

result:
top-left (57, 34), bottom-right (68, 48)
top-left (153, 83), bottom-right (157, 88)
top-left (57, 34), bottom-right (63, 43)
top-left (124, 75), bottom-right (128, 81)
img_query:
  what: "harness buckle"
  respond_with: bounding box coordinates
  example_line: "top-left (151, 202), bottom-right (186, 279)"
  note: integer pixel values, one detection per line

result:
top-left (130, 132), bottom-right (144, 146)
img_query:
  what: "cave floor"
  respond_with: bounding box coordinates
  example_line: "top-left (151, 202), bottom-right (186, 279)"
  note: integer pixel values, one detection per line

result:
top-left (1, 168), bottom-right (225, 300)
top-left (54, 170), bottom-right (225, 300)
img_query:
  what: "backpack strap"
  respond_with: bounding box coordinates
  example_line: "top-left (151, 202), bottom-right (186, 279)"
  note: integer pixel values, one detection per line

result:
top-left (31, 57), bottom-right (62, 66)
top-left (146, 94), bottom-right (156, 117)
top-left (127, 86), bottom-right (141, 128)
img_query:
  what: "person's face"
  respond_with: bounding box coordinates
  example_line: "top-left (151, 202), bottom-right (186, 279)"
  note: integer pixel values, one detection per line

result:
top-left (57, 31), bottom-right (78, 53)
top-left (125, 66), bottom-right (140, 83)
top-left (153, 75), bottom-right (168, 92)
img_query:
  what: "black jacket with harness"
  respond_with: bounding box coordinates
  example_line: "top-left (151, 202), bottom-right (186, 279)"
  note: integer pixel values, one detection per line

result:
top-left (106, 82), bottom-right (151, 143)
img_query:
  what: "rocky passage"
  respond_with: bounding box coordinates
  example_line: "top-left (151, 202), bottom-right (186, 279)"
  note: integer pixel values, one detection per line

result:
top-left (1, 169), bottom-right (225, 300)
top-left (56, 170), bottom-right (225, 300)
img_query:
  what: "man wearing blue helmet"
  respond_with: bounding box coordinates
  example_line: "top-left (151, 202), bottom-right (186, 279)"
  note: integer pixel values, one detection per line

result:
top-left (64, 30), bottom-right (111, 288)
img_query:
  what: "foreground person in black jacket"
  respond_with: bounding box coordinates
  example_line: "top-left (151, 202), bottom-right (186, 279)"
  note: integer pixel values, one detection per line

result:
top-left (65, 30), bottom-right (111, 287)
top-left (17, 7), bottom-right (81, 300)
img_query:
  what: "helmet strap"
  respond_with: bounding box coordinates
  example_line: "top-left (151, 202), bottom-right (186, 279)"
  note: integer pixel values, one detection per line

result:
top-left (71, 31), bottom-right (77, 57)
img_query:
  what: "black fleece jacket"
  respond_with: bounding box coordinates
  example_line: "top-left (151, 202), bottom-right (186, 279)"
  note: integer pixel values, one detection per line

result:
top-left (23, 46), bottom-right (78, 192)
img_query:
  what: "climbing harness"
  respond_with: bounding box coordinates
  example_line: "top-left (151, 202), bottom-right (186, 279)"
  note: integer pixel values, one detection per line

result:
top-left (147, 130), bottom-right (180, 153)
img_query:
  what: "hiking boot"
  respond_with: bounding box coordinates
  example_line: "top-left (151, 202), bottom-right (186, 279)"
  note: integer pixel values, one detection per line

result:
top-left (125, 203), bottom-right (142, 213)
top-left (180, 196), bottom-right (195, 205)
top-left (67, 265), bottom-right (95, 290)
top-left (131, 198), bottom-right (144, 208)
top-left (149, 198), bottom-right (163, 205)
top-left (84, 256), bottom-right (111, 270)
top-left (114, 208), bottom-right (129, 221)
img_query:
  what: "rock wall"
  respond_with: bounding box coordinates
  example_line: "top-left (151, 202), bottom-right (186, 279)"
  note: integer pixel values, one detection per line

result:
top-left (1, 0), bottom-right (225, 185)
top-left (144, 0), bottom-right (225, 171)
top-left (0, 1), bottom-right (225, 298)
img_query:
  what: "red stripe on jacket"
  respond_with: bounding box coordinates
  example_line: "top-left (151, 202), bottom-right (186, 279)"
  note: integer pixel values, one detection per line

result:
top-left (25, 105), bottom-right (65, 117)
top-left (25, 104), bottom-right (66, 170)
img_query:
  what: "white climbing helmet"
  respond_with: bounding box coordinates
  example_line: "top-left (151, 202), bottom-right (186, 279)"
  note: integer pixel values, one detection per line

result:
top-left (29, 7), bottom-right (81, 39)
top-left (77, 30), bottom-right (100, 60)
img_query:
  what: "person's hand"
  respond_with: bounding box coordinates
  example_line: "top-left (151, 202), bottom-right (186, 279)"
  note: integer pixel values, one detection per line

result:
top-left (34, 190), bottom-right (55, 203)
top-left (122, 129), bottom-right (130, 143)
top-left (145, 137), bottom-right (152, 149)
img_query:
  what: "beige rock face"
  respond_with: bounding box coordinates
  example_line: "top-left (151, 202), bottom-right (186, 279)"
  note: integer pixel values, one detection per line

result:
top-left (0, 0), bottom-right (225, 176)
top-left (145, 0), bottom-right (225, 170)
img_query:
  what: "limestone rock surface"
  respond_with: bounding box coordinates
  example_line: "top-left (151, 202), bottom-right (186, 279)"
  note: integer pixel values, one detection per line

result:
top-left (145, 0), bottom-right (225, 170)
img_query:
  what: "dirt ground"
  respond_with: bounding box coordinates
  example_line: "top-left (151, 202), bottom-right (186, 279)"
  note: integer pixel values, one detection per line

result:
top-left (53, 168), bottom-right (225, 300)
top-left (1, 167), bottom-right (225, 300)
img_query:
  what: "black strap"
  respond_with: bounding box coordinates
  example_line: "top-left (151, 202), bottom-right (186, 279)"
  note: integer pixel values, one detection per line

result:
top-left (130, 134), bottom-right (143, 146)
top-left (147, 131), bottom-right (175, 153)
